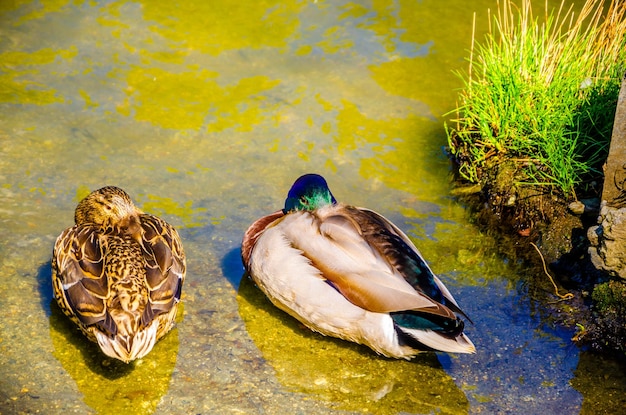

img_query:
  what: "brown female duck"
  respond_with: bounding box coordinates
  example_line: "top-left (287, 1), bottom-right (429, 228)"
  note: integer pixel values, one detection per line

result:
top-left (52, 186), bottom-right (186, 362)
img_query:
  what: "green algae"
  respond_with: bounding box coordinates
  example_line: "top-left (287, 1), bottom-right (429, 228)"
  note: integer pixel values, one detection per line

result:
top-left (585, 280), bottom-right (626, 356)
top-left (0, 47), bottom-right (77, 104)
top-left (74, 185), bottom-right (92, 202)
top-left (119, 66), bottom-right (280, 131)
top-left (317, 26), bottom-right (354, 54)
top-left (12, 0), bottom-right (73, 25)
top-left (472, 393), bottom-right (493, 403)
top-left (2, 49), bottom-right (59, 66)
top-left (237, 276), bottom-right (469, 415)
top-left (363, 0), bottom-right (497, 118)
top-left (413, 217), bottom-right (519, 286)
top-left (331, 99), bottom-right (450, 204)
top-left (78, 89), bottom-right (99, 108)
top-left (591, 280), bottom-right (626, 314)
top-left (0, 70), bottom-right (62, 104)
top-left (138, 0), bottom-right (304, 56)
top-left (139, 193), bottom-right (207, 228)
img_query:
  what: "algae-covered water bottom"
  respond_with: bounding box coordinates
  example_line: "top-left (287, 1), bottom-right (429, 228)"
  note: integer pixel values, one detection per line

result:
top-left (1, 0), bottom-right (625, 414)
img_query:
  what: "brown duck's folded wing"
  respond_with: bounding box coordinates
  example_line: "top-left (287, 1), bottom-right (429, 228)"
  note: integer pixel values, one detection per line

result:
top-left (324, 269), bottom-right (458, 321)
top-left (241, 210), bottom-right (285, 269)
top-left (52, 226), bottom-right (114, 333)
top-left (342, 206), bottom-right (471, 321)
top-left (281, 208), bottom-right (457, 321)
top-left (139, 215), bottom-right (186, 315)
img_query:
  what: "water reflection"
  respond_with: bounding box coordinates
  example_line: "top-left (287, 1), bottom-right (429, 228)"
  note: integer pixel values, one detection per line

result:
top-left (49, 301), bottom-right (181, 414)
top-left (572, 352), bottom-right (626, 413)
top-left (238, 276), bottom-right (469, 414)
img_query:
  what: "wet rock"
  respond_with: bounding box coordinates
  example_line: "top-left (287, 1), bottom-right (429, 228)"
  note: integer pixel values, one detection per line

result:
top-left (587, 224), bottom-right (601, 246)
top-left (569, 198), bottom-right (600, 216)
top-left (581, 198), bottom-right (601, 213)
top-left (569, 201), bottom-right (586, 215)
top-left (588, 201), bottom-right (626, 279)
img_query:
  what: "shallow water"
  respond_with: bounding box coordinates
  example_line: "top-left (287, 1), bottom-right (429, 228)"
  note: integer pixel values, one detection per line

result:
top-left (1, 0), bottom-right (625, 414)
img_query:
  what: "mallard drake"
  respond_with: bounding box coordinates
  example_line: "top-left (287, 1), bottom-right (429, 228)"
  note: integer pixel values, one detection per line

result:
top-left (242, 174), bottom-right (475, 358)
top-left (52, 186), bottom-right (186, 363)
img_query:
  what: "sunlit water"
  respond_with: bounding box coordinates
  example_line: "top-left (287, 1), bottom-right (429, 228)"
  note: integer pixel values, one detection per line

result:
top-left (1, 1), bottom-right (624, 414)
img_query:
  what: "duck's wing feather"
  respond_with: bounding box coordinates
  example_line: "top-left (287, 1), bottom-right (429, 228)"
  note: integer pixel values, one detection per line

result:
top-left (344, 206), bottom-right (471, 322)
top-left (52, 226), bottom-right (116, 336)
top-left (277, 208), bottom-right (457, 321)
top-left (139, 214), bottom-right (186, 318)
top-left (242, 210), bottom-right (285, 269)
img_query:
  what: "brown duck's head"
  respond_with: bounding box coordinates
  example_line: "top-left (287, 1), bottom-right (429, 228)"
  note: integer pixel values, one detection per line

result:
top-left (74, 186), bottom-right (142, 236)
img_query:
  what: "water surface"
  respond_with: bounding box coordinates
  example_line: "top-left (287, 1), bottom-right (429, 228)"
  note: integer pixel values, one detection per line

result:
top-left (1, 1), bottom-right (624, 414)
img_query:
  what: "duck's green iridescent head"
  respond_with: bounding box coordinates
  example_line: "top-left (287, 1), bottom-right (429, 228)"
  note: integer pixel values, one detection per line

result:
top-left (283, 174), bottom-right (337, 213)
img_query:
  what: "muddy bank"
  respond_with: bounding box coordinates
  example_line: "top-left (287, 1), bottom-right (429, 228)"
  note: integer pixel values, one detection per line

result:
top-left (448, 73), bottom-right (626, 358)
top-left (450, 172), bottom-right (625, 358)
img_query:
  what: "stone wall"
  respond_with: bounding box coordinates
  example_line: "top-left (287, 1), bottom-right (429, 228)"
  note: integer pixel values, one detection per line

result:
top-left (588, 202), bottom-right (626, 279)
top-left (588, 73), bottom-right (626, 279)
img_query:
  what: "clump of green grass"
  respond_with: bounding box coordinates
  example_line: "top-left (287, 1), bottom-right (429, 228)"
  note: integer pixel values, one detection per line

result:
top-left (447, 0), bottom-right (626, 198)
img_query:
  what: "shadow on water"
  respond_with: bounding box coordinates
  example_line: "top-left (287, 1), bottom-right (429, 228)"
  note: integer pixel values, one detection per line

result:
top-left (236, 275), bottom-right (469, 414)
top-left (221, 246), bottom-right (245, 290)
top-left (36, 261), bottom-right (54, 316)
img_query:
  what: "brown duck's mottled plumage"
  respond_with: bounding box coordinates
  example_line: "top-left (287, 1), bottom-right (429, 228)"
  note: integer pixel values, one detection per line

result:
top-left (52, 186), bottom-right (186, 363)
